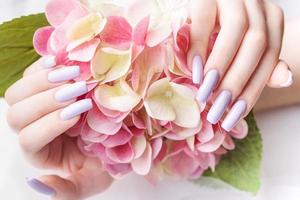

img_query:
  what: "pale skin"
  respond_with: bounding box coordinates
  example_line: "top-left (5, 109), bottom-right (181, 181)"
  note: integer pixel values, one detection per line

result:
top-left (4, 2), bottom-right (300, 200)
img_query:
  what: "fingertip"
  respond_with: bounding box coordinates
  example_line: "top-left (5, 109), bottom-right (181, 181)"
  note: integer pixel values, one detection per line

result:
top-left (268, 60), bottom-right (294, 88)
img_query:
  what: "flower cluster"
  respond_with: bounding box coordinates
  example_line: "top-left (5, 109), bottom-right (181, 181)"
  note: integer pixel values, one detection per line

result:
top-left (34, 0), bottom-right (248, 180)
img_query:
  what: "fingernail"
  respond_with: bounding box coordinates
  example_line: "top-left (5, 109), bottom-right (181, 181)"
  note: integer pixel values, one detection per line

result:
top-left (196, 69), bottom-right (220, 103)
top-left (48, 66), bottom-right (80, 83)
top-left (280, 70), bottom-right (294, 87)
top-left (55, 81), bottom-right (88, 102)
top-left (26, 178), bottom-right (56, 196)
top-left (192, 55), bottom-right (203, 84)
top-left (222, 100), bottom-right (247, 131)
top-left (207, 90), bottom-right (232, 124)
top-left (60, 99), bottom-right (93, 120)
top-left (43, 56), bottom-right (56, 69)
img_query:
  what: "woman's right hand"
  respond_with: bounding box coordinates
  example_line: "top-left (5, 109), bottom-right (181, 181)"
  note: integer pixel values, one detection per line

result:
top-left (5, 56), bottom-right (113, 200)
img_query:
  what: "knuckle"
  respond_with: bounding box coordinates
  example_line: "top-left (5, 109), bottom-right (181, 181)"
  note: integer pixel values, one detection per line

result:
top-left (18, 131), bottom-right (31, 152)
top-left (249, 31), bottom-right (267, 50)
top-left (6, 107), bottom-right (22, 131)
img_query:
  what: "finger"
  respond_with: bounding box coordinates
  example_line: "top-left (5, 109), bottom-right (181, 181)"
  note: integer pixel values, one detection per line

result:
top-left (7, 81), bottom-right (88, 131)
top-left (27, 158), bottom-right (113, 200)
top-left (19, 99), bottom-right (93, 153)
top-left (5, 65), bottom-right (80, 106)
top-left (221, 2), bottom-right (284, 131)
top-left (267, 60), bottom-right (293, 88)
top-left (23, 55), bottom-right (57, 77)
top-left (196, 0), bottom-right (248, 103)
top-left (188, 0), bottom-right (217, 84)
top-left (207, 0), bottom-right (267, 124)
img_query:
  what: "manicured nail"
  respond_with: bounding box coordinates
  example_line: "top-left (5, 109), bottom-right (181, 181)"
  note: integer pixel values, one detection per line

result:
top-left (43, 56), bottom-right (56, 68)
top-left (207, 90), bottom-right (232, 124)
top-left (196, 69), bottom-right (220, 103)
top-left (55, 81), bottom-right (88, 102)
top-left (60, 99), bottom-right (93, 120)
top-left (48, 66), bottom-right (80, 83)
top-left (280, 70), bottom-right (294, 87)
top-left (192, 55), bottom-right (203, 84)
top-left (27, 178), bottom-right (56, 196)
top-left (222, 100), bottom-right (247, 131)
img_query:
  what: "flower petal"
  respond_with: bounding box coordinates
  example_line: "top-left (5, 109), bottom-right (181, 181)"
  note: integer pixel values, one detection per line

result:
top-left (106, 143), bottom-right (134, 163)
top-left (86, 107), bottom-right (122, 135)
top-left (91, 47), bottom-right (132, 83)
top-left (102, 128), bottom-right (132, 148)
top-left (68, 38), bottom-right (100, 62)
top-left (94, 80), bottom-right (141, 112)
top-left (197, 131), bottom-right (226, 153)
top-left (33, 26), bottom-right (54, 56)
top-left (229, 119), bottom-right (248, 139)
top-left (131, 143), bottom-right (152, 175)
top-left (131, 136), bottom-right (147, 159)
top-left (151, 137), bottom-right (163, 159)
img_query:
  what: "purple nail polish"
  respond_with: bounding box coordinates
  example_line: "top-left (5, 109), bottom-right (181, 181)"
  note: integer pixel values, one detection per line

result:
top-left (60, 99), bottom-right (93, 120)
top-left (207, 90), bottom-right (232, 124)
top-left (48, 66), bottom-right (80, 83)
top-left (222, 100), bottom-right (247, 131)
top-left (43, 56), bottom-right (56, 69)
top-left (196, 69), bottom-right (220, 103)
top-left (27, 178), bottom-right (56, 196)
top-left (55, 81), bottom-right (88, 102)
top-left (192, 55), bottom-right (203, 84)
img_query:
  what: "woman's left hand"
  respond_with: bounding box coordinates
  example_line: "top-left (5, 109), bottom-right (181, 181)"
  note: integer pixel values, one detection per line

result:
top-left (188, 0), bottom-right (291, 131)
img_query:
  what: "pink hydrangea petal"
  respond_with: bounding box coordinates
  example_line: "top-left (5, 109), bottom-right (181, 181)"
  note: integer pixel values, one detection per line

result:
top-left (87, 107), bottom-right (122, 135)
top-left (100, 16), bottom-right (132, 49)
top-left (45, 0), bottom-right (84, 27)
top-left (131, 136), bottom-right (147, 159)
top-left (102, 128), bottom-right (132, 148)
top-left (81, 124), bottom-right (109, 143)
top-left (132, 113), bottom-right (147, 129)
top-left (88, 143), bottom-right (117, 165)
top-left (151, 138), bottom-right (163, 159)
top-left (229, 119), bottom-right (248, 139)
top-left (68, 38), bottom-right (100, 62)
top-left (222, 134), bottom-right (235, 150)
top-left (106, 143), bottom-right (134, 163)
top-left (146, 21), bottom-right (172, 47)
top-left (104, 163), bottom-right (132, 179)
top-left (189, 167), bottom-right (205, 179)
top-left (197, 131), bottom-right (226, 153)
top-left (197, 118), bottom-right (214, 143)
top-left (133, 16), bottom-right (150, 46)
top-left (131, 143), bottom-right (152, 175)
top-left (33, 26), bottom-right (54, 56)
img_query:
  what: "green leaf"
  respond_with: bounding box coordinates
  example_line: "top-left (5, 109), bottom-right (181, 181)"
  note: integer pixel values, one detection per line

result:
top-left (201, 112), bottom-right (262, 194)
top-left (0, 13), bottom-right (49, 96)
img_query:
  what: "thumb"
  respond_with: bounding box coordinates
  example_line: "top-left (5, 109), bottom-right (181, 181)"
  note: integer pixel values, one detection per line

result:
top-left (267, 60), bottom-right (294, 88)
top-left (27, 159), bottom-right (113, 200)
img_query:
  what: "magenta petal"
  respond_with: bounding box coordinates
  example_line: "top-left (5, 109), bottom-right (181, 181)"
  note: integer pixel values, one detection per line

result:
top-left (222, 134), bottom-right (235, 150)
top-left (46, 0), bottom-right (84, 27)
top-left (100, 16), bottom-right (132, 49)
top-left (87, 107), bottom-right (122, 135)
top-left (33, 26), bottom-right (54, 56)
top-left (89, 144), bottom-right (116, 165)
top-left (68, 38), bottom-right (100, 62)
top-left (197, 131), bottom-right (226, 153)
top-left (102, 129), bottom-right (132, 148)
top-left (106, 143), bottom-right (134, 163)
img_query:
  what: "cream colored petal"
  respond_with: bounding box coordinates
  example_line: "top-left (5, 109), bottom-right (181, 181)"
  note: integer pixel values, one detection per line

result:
top-left (91, 47), bottom-right (132, 82)
top-left (131, 142), bottom-right (152, 175)
top-left (67, 12), bottom-right (107, 43)
top-left (94, 80), bottom-right (141, 112)
top-left (144, 96), bottom-right (176, 121)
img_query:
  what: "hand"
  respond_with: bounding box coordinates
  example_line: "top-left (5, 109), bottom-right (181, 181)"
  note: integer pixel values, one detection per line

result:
top-left (5, 57), bottom-right (113, 200)
top-left (188, 0), bottom-right (292, 131)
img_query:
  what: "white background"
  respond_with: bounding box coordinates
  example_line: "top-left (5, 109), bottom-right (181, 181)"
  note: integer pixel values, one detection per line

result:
top-left (0, 0), bottom-right (300, 200)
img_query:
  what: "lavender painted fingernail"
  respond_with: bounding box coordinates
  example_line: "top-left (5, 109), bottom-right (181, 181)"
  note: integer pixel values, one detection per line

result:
top-left (55, 81), bottom-right (88, 102)
top-left (196, 69), bottom-right (220, 103)
top-left (48, 66), bottom-right (80, 83)
top-left (222, 100), bottom-right (247, 131)
top-left (207, 90), bottom-right (232, 124)
top-left (43, 56), bottom-right (56, 69)
top-left (27, 178), bottom-right (56, 196)
top-left (60, 99), bottom-right (93, 120)
top-left (192, 55), bottom-right (203, 84)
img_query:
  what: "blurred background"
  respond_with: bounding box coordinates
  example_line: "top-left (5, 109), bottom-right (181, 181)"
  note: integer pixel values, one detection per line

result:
top-left (0, 0), bottom-right (299, 200)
